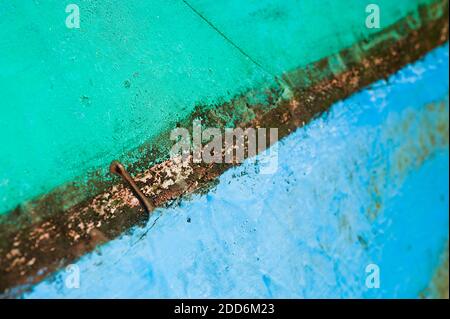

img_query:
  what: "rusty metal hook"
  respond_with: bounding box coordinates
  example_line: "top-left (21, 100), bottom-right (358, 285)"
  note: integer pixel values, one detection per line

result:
top-left (109, 160), bottom-right (154, 214)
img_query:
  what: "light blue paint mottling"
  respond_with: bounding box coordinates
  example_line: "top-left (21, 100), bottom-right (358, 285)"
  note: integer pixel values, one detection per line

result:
top-left (25, 44), bottom-right (449, 298)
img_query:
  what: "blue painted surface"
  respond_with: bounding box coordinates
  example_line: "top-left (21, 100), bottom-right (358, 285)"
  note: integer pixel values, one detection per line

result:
top-left (25, 44), bottom-right (449, 298)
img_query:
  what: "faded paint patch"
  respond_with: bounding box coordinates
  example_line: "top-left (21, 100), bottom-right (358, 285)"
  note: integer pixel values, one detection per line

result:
top-left (420, 243), bottom-right (449, 298)
top-left (366, 99), bottom-right (449, 220)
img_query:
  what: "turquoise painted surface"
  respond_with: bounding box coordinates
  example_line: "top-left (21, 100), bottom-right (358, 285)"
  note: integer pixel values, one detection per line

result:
top-left (24, 44), bottom-right (449, 298)
top-left (0, 0), bottom-right (273, 214)
top-left (186, 0), bottom-right (437, 74)
top-left (0, 0), bottom-right (439, 214)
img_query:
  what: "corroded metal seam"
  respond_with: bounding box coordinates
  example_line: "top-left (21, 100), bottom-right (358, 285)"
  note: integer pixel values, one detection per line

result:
top-left (0, 1), bottom-right (448, 297)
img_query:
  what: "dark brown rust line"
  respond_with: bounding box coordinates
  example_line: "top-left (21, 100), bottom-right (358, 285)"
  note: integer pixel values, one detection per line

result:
top-left (109, 160), bottom-right (154, 214)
